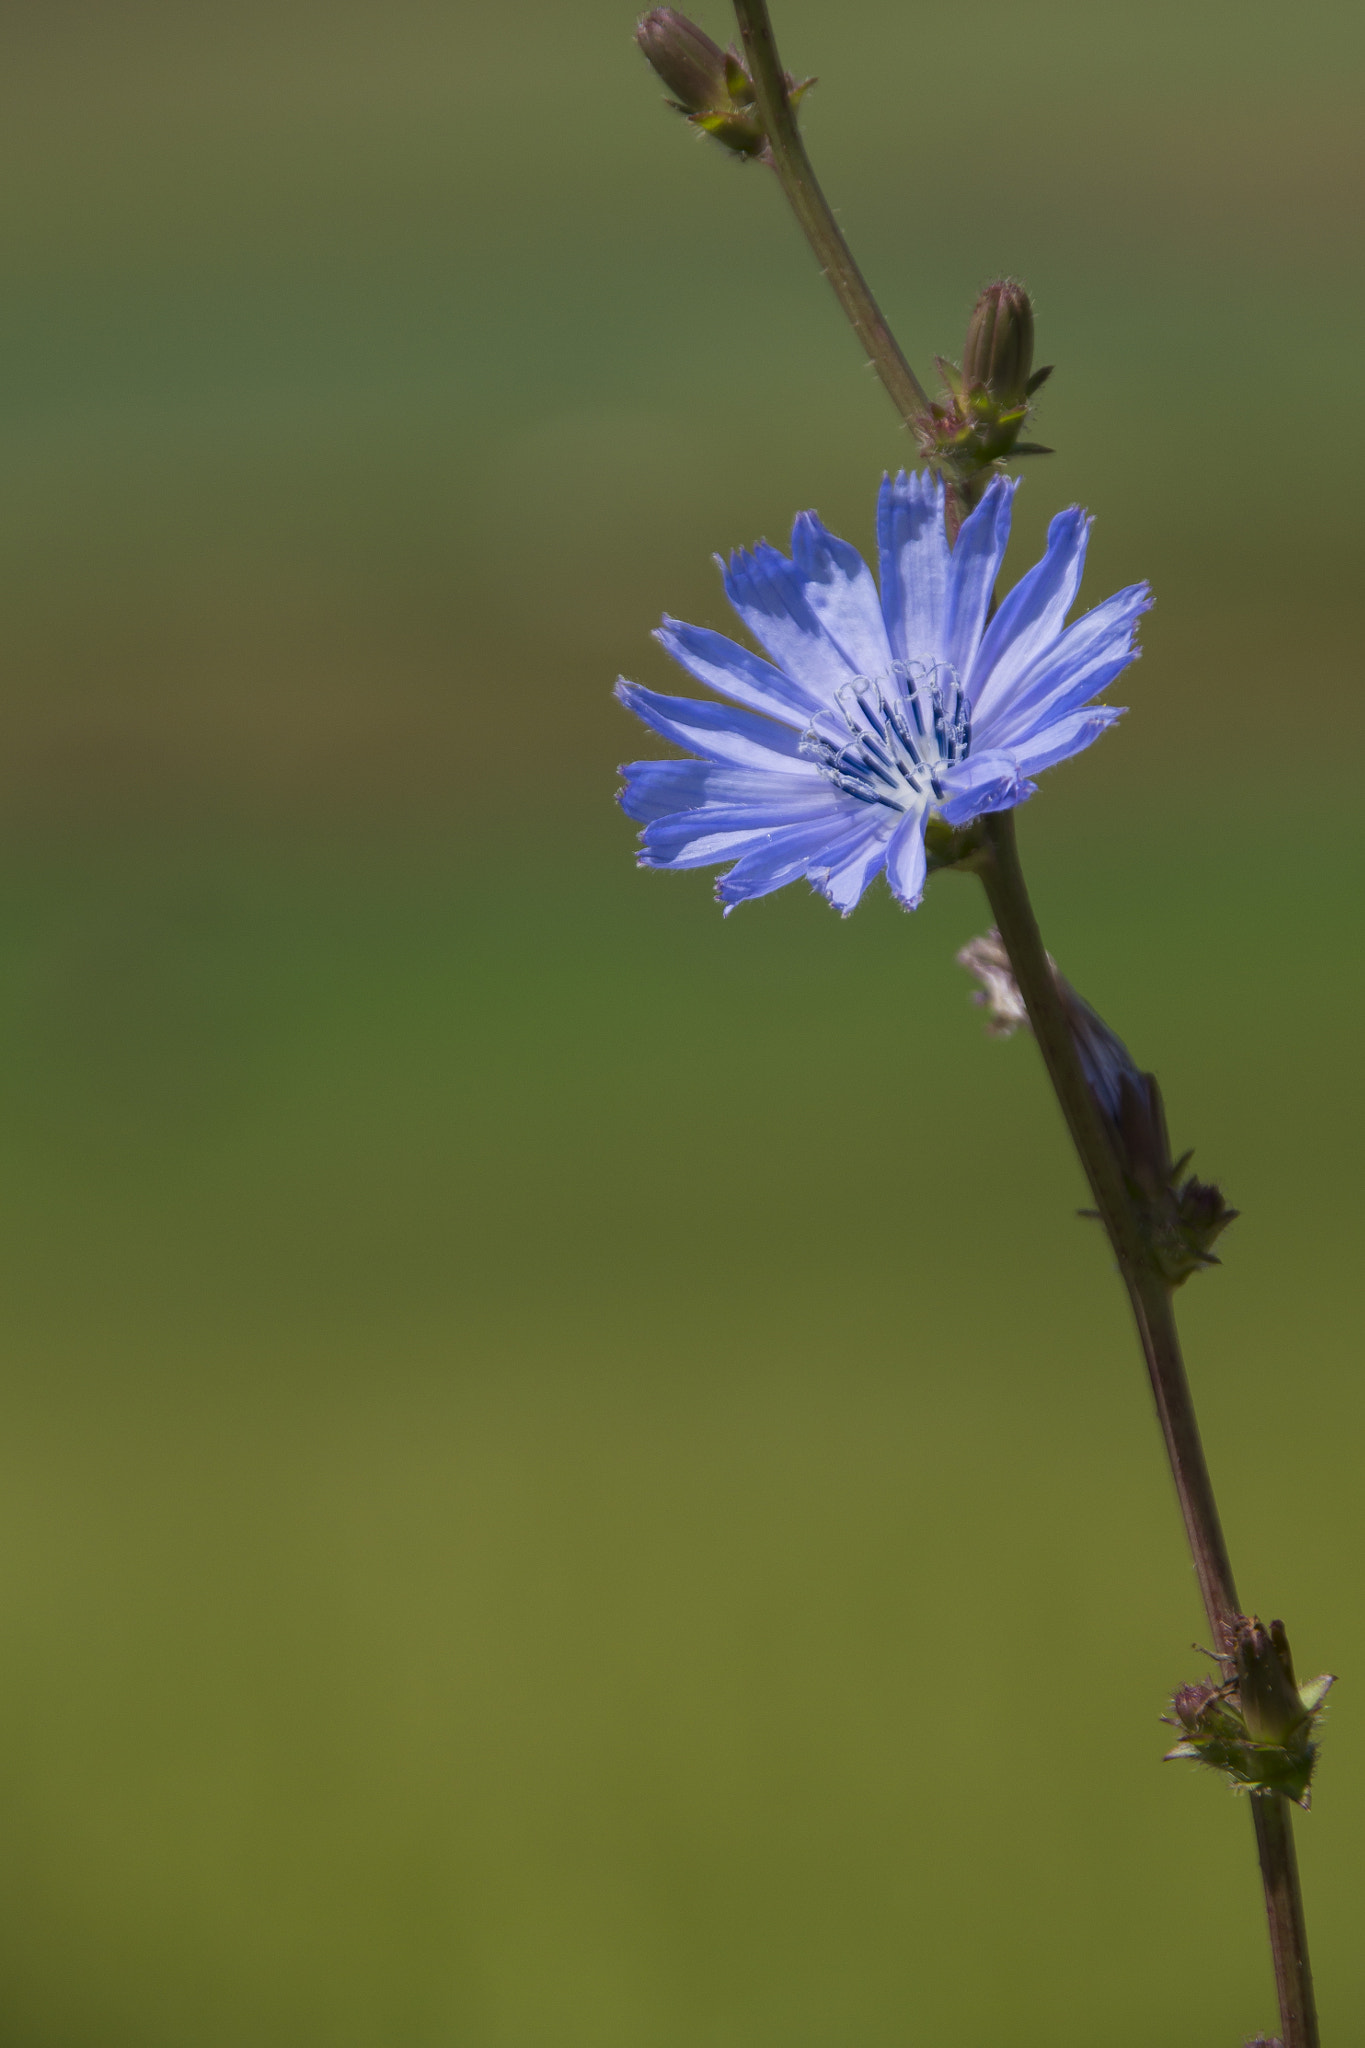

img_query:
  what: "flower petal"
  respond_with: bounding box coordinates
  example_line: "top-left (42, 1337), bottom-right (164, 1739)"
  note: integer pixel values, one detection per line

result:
top-left (715, 814), bottom-right (862, 909)
top-left (641, 808), bottom-right (844, 870)
top-left (810, 811), bottom-right (894, 915)
top-left (936, 749), bottom-right (1024, 827)
top-left (1007, 705), bottom-right (1124, 777)
top-left (614, 681), bottom-right (818, 773)
top-left (721, 534), bottom-right (878, 704)
top-left (944, 475), bottom-right (1016, 682)
top-left (876, 470), bottom-right (950, 672)
top-left (884, 805), bottom-right (930, 909)
top-left (656, 617), bottom-right (818, 726)
top-left (983, 583), bottom-right (1150, 748)
top-left (790, 512), bottom-right (896, 679)
top-left (619, 760), bottom-right (839, 827)
top-left (967, 504), bottom-right (1091, 722)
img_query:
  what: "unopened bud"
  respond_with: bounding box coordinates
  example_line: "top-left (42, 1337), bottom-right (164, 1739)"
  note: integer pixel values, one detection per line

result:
top-left (1171, 1679), bottom-right (1220, 1731)
top-left (918, 283), bottom-right (1053, 487)
top-left (963, 280), bottom-right (1036, 408)
top-left (635, 8), bottom-right (729, 114)
top-left (1235, 1617), bottom-right (1309, 1747)
top-left (635, 8), bottom-right (812, 159)
top-left (1165, 1620), bottom-right (1334, 1805)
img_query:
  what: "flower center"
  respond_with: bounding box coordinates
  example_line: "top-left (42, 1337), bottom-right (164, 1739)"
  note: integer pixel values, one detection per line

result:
top-left (799, 663), bottom-right (971, 811)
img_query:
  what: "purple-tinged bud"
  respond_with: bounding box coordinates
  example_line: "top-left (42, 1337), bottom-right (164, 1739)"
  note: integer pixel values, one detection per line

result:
top-left (1171, 1679), bottom-right (1220, 1731)
top-left (917, 282), bottom-right (1054, 489)
top-left (635, 9), bottom-right (729, 115)
top-left (962, 280), bottom-right (1036, 408)
top-left (634, 9), bottom-right (812, 160)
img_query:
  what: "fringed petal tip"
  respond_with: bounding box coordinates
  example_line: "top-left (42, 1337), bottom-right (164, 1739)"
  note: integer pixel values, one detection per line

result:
top-left (879, 466), bottom-right (944, 499)
top-left (805, 871), bottom-right (860, 921)
top-left (1112, 580), bottom-right (1155, 638)
top-left (714, 868), bottom-right (867, 920)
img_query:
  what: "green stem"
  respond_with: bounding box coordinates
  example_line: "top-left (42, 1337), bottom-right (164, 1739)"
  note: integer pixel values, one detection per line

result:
top-left (723, 5), bottom-right (1321, 2038)
top-left (731, 0), bottom-right (931, 430)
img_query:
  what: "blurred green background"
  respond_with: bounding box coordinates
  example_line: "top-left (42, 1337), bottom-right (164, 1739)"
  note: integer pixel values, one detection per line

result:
top-left (0, 1), bottom-right (1361, 2041)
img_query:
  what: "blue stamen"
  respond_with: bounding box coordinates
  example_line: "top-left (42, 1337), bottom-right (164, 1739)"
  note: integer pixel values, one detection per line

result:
top-left (801, 662), bottom-right (970, 813)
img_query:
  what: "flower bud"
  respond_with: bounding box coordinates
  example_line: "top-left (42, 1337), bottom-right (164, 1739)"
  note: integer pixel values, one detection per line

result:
top-left (962, 280), bottom-right (1036, 408)
top-left (1235, 1617), bottom-right (1309, 1747)
top-left (1165, 1620), bottom-right (1333, 1805)
top-left (916, 283), bottom-right (1053, 488)
top-left (635, 8), bottom-right (729, 115)
top-left (1171, 1679), bottom-right (1220, 1731)
top-left (634, 9), bottom-right (812, 159)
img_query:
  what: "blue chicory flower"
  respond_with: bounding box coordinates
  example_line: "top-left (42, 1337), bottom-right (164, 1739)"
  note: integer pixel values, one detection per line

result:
top-left (616, 471), bottom-right (1150, 913)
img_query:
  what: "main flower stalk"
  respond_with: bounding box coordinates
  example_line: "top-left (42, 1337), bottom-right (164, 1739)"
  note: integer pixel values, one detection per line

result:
top-left (718, 2), bottom-right (1319, 2039)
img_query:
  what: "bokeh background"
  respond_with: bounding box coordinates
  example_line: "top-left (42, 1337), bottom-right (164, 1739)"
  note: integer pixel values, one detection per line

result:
top-left (0, 1), bottom-right (1361, 2041)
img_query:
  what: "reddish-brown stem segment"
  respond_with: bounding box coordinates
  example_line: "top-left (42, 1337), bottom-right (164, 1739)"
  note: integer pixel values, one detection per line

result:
top-left (1253, 1792), bottom-right (1317, 2048)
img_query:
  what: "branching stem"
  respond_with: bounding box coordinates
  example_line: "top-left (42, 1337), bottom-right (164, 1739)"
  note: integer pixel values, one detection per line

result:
top-left (725, 4), bottom-right (1321, 2041)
